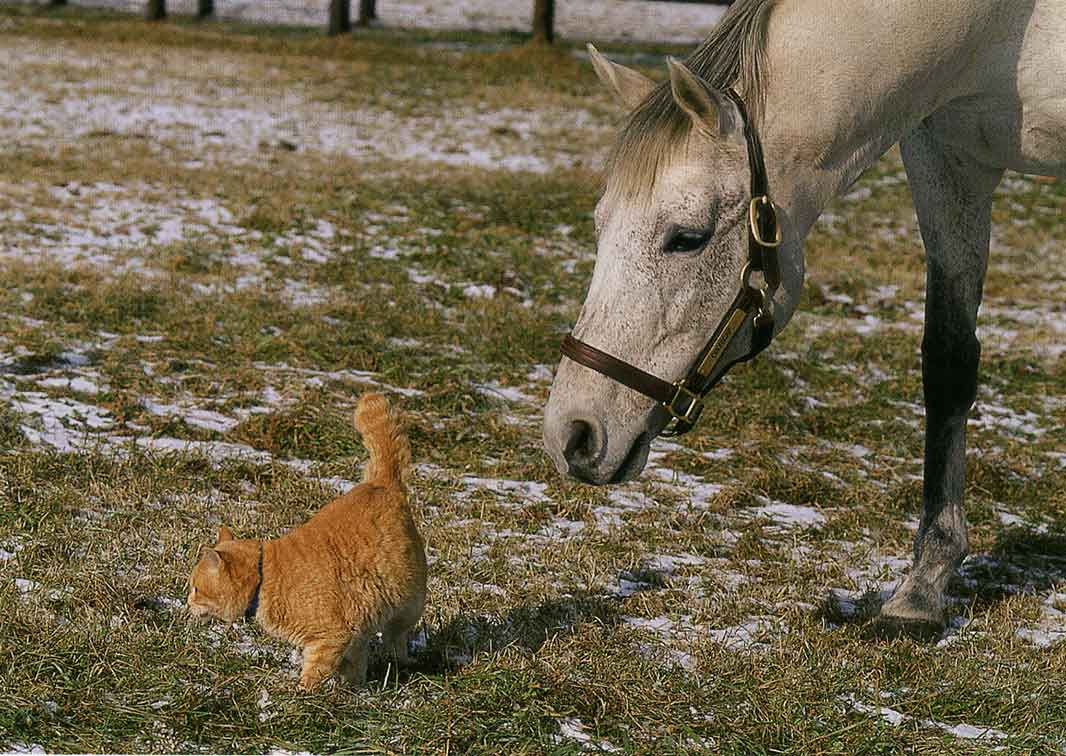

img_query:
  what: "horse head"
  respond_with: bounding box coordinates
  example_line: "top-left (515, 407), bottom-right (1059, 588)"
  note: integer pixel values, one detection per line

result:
top-left (543, 46), bottom-right (802, 484)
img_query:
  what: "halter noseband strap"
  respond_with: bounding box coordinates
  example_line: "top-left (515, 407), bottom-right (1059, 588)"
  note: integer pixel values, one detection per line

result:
top-left (561, 88), bottom-right (781, 436)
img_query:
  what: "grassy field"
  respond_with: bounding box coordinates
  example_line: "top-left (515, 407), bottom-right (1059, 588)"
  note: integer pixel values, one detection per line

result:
top-left (1, 5), bottom-right (1066, 754)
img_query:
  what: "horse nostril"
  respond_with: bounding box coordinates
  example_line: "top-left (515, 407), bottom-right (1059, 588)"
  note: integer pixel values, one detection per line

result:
top-left (563, 418), bottom-right (605, 470)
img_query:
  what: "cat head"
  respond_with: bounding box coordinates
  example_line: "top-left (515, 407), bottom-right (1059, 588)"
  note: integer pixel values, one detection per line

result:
top-left (186, 526), bottom-right (256, 622)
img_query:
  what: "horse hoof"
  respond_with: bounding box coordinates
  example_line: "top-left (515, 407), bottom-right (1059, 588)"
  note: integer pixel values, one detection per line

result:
top-left (868, 614), bottom-right (944, 642)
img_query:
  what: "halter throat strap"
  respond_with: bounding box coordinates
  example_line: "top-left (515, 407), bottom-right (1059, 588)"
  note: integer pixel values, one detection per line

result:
top-left (561, 87), bottom-right (781, 436)
top-left (727, 89), bottom-right (781, 293)
top-left (244, 542), bottom-right (263, 622)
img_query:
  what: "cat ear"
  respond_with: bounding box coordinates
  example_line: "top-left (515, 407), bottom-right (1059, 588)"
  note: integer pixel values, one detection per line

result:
top-left (216, 526), bottom-right (235, 543)
top-left (201, 547), bottom-right (223, 569)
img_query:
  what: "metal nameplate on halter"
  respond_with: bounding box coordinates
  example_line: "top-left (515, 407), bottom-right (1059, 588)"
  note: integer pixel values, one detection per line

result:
top-left (696, 307), bottom-right (748, 378)
top-left (664, 381), bottom-right (703, 423)
top-left (749, 196), bottom-right (782, 248)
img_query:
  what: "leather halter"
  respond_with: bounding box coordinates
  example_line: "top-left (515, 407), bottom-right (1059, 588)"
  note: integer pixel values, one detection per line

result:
top-left (244, 542), bottom-right (264, 621)
top-left (561, 89), bottom-right (781, 436)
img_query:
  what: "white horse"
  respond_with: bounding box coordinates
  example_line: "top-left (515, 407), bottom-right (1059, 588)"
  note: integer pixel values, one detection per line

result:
top-left (543, 0), bottom-right (1066, 636)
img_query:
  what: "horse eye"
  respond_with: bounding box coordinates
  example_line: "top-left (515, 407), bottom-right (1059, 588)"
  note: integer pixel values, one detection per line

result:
top-left (665, 229), bottom-right (712, 254)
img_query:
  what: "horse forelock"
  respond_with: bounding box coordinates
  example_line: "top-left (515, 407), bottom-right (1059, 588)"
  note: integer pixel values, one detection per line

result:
top-left (603, 0), bottom-right (777, 204)
top-left (604, 93), bottom-right (692, 206)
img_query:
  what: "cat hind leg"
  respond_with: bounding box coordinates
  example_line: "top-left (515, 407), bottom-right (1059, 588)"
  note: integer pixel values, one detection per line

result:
top-left (338, 634), bottom-right (370, 686)
top-left (383, 593), bottom-right (425, 667)
top-left (299, 636), bottom-right (349, 690)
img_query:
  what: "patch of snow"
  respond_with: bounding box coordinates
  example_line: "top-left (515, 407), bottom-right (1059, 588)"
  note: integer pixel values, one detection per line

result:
top-left (1016, 627), bottom-right (1066, 648)
top-left (606, 488), bottom-right (658, 511)
top-left (526, 364), bottom-right (554, 383)
top-left (609, 574), bottom-right (653, 598)
top-left (842, 694), bottom-right (1009, 741)
top-left (8, 390), bottom-right (115, 452)
top-left (745, 500), bottom-right (827, 528)
top-left (473, 381), bottom-right (536, 404)
top-left (623, 616), bottom-right (681, 634)
top-left (154, 596), bottom-right (186, 612)
top-left (540, 517), bottom-right (586, 539)
top-left (0, 49), bottom-right (608, 175)
top-left (406, 269), bottom-right (448, 287)
top-left (646, 467), bottom-right (723, 508)
top-left (1015, 592), bottom-right (1066, 648)
top-left (701, 447), bottom-right (734, 461)
top-left (14, 578), bottom-right (68, 601)
top-left (937, 722), bottom-right (1010, 740)
top-left (273, 278), bottom-right (327, 308)
top-left (0, 537), bottom-right (26, 562)
top-left (257, 688), bottom-right (273, 722)
top-left (0, 181), bottom-right (253, 271)
top-left (590, 506), bottom-right (624, 530)
top-left (252, 361), bottom-right (424, 398)
top-left (822, 441), bottom-right (873, 460)
top-left (820, 288), bottom-right (854, 305)
top-left (369, 244), bottom-right (402, 260)
top-left (141, 398), bottom-right (239, 433)
top-left (710, 565), bottom-right (753, 591)
top-left (935, 616), bottom-right (972, 649)
top-left (624, 613), bottom-right (779, 652)
top-left (995, 509), bottom-right (1049, 534)
top-left (705, 619), bottom-right (777, 651)
top-left (462, 284), bottom-right (496, 299)
top-left (553, 717), bottom-right (620, 753)
top-left (36, 376), bottom-right (104, 395)
top-left (645, 553), bottom-right (707, 573)
top-left (135, 436), bottom-right (274, 465)
top-left (842, 695), bottom-right (908, 727)
top-left (971, 401), bottom-right (1044, 437)
top-left (826, 587), bottom-right (893, 621)
top-left (461, 475), bottom-right (551, 505)
top-left (468, 581), bottom-right (507, 597)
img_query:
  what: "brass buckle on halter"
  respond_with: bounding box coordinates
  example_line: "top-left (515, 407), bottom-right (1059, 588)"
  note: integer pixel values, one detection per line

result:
top-left (749, 196), bottom-right (782, 248)
top-left (664, 381), bottom-right (704, 424)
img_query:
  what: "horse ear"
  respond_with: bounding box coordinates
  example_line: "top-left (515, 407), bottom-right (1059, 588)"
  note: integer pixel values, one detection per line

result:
top-left (666, 57), bottom-right (741, 139)
top-left (588, 43), bottom-right (655, 111)
top-left (216, 525), bottom-right (234, 543)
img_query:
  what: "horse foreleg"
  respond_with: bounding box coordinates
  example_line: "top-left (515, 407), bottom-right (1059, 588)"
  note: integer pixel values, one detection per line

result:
top-left (875, 121), bottom-right (1003, 638)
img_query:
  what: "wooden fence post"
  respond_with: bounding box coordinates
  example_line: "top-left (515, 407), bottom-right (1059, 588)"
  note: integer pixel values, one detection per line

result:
top-left (146, 0), bottom-right (166, 20)
top-left (328, 0), bottom-right (351, 35)
top-left (531, 0), bottom-right (555, 45)
top-left (198, 0), bottom-right (213, 17)
top-left (356, 0), bottom-right (377, 27)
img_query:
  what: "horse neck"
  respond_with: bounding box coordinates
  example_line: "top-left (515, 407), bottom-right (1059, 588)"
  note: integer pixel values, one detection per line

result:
top-left (756, 0), bottom-right (1007, 233)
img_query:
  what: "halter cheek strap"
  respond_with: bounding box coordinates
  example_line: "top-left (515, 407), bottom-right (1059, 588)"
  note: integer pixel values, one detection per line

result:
top-left (561, 88), bottom-right (781, 436)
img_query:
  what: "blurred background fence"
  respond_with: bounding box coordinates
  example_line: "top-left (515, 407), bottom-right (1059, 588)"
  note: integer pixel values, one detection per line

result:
top-left (24, 0), bottom-right (732, 42)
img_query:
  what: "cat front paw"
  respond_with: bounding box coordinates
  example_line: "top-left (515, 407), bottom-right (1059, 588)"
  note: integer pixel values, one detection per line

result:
top-left (298, 667), bottom-right (333, 691)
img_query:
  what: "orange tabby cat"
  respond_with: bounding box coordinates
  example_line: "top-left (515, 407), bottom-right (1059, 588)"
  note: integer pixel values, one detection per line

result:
top-left (186, 392), bottom-right (427, 690)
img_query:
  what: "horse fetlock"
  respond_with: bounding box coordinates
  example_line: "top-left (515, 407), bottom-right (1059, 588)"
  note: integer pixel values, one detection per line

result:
top-left (913, 511), bottom-right (968, 583)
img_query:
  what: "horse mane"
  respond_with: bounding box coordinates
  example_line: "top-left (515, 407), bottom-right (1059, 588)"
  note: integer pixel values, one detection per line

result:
top-left (605, 0), bottom-right (778, 202)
